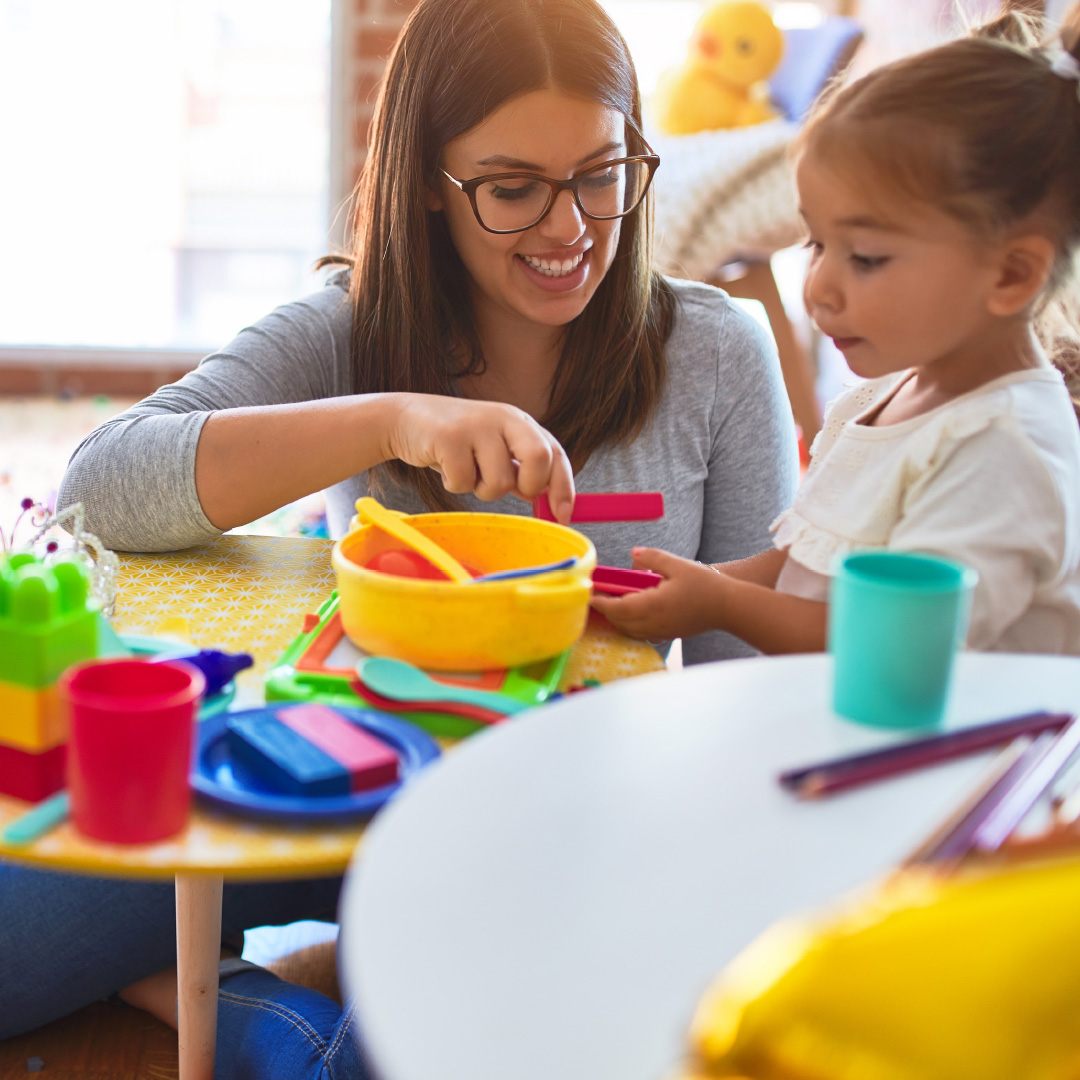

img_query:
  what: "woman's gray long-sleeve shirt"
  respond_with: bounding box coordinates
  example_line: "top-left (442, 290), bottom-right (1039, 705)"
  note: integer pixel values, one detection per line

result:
top-left (59, 275), bottom-right (798, 664)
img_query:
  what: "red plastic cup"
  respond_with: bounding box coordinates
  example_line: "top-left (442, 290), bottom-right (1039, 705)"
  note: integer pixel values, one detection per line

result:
top-left (61, 659), bottom-right (205, 844)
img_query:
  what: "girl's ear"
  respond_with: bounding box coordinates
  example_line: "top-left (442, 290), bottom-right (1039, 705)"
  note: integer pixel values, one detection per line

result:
top-left (986, 234), bottom-right (1056, 317)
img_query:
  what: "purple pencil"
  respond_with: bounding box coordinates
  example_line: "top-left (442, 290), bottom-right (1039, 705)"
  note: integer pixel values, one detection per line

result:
top-left (969, 717), bottom-right (1080, 854)
top-left (779, 711), bottom-right (1072, 799)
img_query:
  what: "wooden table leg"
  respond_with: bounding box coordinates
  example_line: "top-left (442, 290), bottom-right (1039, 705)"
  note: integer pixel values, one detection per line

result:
top-left (176, 872), bottom-right (224, 1080)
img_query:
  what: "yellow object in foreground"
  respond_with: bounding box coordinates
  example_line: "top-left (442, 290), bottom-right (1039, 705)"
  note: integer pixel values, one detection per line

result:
top-left (335, 509), bottom-right (596, 671)
top-left (681, 857), bottom-right (1080, 1080)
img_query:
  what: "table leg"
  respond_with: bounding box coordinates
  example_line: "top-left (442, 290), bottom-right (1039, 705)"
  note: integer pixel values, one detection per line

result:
top-left (176, 872), bottom-right (224, 1080)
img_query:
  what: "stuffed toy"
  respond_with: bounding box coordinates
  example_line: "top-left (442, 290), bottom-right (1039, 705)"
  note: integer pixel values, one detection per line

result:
top-left (654, 1), bottom-right (784, 134)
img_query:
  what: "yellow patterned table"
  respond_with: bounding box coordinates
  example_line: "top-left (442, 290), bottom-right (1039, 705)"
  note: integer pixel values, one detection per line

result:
top-left (0, 535), bottom-right (666, 1080)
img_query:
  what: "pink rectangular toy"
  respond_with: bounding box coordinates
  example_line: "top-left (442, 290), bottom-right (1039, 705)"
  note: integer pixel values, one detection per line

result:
top-left (532, 491), bottom-right (664, 523)
top-left (591, 565), bottom-right (663, 596)
top-left (276, 704), bottom-right (399, 791)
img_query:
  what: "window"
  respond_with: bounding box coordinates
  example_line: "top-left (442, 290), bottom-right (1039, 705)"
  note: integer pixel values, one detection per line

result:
top-left (0, 0), bottom-right (331, 352)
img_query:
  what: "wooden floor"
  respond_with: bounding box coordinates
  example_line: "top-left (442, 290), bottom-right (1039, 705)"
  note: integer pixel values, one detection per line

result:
top-left (0, 1000), bottom-right (179, 1080)
top-left (0, 942), bottom-right (339, 1079)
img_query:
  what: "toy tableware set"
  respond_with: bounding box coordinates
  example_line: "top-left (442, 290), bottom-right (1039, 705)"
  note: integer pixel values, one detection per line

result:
top-left (1, 493), bottom-right (667, 844)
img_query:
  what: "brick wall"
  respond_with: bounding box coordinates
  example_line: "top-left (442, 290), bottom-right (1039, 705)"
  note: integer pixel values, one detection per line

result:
top-left (342, 0), bottom-right (417, 196)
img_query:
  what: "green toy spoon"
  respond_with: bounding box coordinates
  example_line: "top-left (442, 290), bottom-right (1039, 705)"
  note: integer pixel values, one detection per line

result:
top-left (356, 656), bottom-right (531, 715)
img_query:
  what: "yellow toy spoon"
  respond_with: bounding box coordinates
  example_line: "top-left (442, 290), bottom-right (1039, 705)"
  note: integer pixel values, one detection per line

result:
top-left (354, 497), bottom-right (473, 583)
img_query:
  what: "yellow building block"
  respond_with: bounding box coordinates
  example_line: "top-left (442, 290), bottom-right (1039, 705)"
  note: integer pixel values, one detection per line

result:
top-left (0, 680), bottom-right (66, 752)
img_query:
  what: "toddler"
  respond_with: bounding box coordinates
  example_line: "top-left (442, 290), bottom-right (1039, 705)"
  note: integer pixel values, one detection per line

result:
top-left (596, 4), bottom-right (1080, 655)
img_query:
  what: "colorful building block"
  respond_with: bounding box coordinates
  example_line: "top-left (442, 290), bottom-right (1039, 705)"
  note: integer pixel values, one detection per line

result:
top-left (226, 714), bottom-right (351, 797)
top-left (276, 704), bottom-right (399, 791)
top-left (0, 554), bottom-right (98, 689)
top-left (0, 681), bottom-right (66, 751)
top-left (0, 553), bottom-right (99, 803)
top-left (0, 741), bottom-right (66, 803)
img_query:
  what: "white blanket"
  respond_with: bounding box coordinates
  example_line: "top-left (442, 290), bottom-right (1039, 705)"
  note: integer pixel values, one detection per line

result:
top-left (649, 120), bottom-right (802, 280)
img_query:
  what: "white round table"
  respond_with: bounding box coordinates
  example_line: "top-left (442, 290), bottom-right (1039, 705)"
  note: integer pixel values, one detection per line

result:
top-left (341, 653), bottom-right (1080, 1080)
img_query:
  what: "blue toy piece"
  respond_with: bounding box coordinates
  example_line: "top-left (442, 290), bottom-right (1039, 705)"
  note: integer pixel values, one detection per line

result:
top-left (151, 648), bottom-right (254, 697)
top-left (225, 714), bottom-right (351, 797)
top-left (193, 707), bottom-right (440, 822)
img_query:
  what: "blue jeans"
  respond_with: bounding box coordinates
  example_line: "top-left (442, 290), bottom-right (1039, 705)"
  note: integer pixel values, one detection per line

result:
top-left (0, 862), bottom-right (369, 1079)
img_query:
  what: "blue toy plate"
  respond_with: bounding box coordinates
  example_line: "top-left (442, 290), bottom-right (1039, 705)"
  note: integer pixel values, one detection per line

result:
top-left (191, 706), bottom-right (441, 822)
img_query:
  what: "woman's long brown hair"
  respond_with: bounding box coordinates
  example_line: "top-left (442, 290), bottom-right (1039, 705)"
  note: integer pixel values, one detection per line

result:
top-left (320, 0), bottom-right (676, 509)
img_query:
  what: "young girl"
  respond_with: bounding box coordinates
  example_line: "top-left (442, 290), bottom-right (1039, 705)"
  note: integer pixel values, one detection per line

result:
top-left (596, 5), bottom-right (1080, 657)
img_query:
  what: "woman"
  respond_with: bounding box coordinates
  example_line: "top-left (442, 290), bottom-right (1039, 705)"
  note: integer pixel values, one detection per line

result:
top-left (8, 0), bottom-right (796, 1072)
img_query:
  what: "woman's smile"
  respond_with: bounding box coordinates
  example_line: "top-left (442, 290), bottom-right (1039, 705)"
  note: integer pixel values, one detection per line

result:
top-left (435, 88), bottom-right (624, 330)
top-left (515, 246), bottom-right (591, 291)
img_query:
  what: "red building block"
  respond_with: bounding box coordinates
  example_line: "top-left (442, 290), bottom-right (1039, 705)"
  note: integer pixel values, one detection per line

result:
top-left (0, 741), bottom-right (66, 803)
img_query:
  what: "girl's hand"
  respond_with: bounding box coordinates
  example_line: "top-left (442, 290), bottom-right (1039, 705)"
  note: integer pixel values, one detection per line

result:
top-left (591, 547), bottom-right (729, 641)
top-left (386, 394), bottom-right (576, 523)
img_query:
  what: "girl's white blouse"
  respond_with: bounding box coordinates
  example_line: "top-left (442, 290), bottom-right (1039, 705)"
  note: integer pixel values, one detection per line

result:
top-left (772, 368), bottom-right (1080, 654)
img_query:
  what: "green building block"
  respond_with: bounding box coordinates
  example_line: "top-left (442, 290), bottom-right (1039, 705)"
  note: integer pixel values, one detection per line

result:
top-left (0, 554), bottom-right (99, 689)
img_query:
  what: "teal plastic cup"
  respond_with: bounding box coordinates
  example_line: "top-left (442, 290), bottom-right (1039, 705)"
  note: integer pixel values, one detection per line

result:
top-left (829, 551), bottom-right (977, 729)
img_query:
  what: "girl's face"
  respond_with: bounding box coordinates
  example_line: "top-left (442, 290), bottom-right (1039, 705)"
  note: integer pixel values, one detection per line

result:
top-left (796, 147), bottom-right (1004, 381)
top-left (433, 88), bottom-right (627, 334)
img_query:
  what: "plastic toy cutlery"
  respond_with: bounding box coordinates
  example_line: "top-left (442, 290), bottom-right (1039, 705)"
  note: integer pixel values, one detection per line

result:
top-left (356, 657), bottom-right (530, 715)
top-left (472, 557), bottom-right (578, 582)
top-left (355, 497), bottom-right (473, 583)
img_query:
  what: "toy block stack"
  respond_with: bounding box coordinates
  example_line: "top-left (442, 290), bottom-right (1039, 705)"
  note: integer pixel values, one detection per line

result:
top-left (0, 552), bottom-right (98, 802)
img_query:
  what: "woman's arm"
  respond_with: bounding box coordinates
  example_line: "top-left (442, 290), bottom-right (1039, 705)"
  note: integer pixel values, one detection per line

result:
top-left (195, 392), bottom-right (575, 532)
top-left (59, 284), bottom-right (573, 551)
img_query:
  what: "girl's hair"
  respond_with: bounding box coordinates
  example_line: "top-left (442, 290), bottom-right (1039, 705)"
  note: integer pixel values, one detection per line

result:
top-left (321, 0), bottom-right (675, 509)
top-left (797, 2), bottom-right (1080, 402)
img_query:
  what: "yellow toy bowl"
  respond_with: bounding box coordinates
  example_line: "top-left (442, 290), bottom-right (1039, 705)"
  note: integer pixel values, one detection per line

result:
top-left (332, 511), bottom-right (597, 671)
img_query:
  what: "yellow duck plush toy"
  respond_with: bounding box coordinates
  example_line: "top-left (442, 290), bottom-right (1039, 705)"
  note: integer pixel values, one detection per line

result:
top-left (655, 1), bottom-right (784, 134)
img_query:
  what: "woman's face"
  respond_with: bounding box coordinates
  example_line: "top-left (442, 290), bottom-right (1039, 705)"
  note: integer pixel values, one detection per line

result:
top-left (434, 88), bottom-right (628, 332)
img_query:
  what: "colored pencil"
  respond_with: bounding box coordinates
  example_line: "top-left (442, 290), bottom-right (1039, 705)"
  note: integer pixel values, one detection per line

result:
top-left (917, 733), bottom-right (1056, 863)
top-left (902, 738), bottom-right (1035, 866)
top-left (779, 710), bottom-right (1072, 799)
top-left (969, 717), bottom-right (1080, 854)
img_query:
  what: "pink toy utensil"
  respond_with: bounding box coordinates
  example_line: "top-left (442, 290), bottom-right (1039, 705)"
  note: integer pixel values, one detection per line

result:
top-left (532, 491), bottom-right (664, 523)
top-left (61, 658), bottom-right (205, 844)
top-left (591, 565), bottom-right (663, 596)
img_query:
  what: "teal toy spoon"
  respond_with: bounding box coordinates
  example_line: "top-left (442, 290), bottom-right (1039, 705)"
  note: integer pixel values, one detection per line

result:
top-left (1, 791), bottom-right (70, 846)
top-left (356, 657), bottom-right (531, 715)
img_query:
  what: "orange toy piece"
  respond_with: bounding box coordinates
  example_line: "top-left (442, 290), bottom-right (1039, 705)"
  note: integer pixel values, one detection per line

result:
top-left (654, 1), bottom-right (784, 134)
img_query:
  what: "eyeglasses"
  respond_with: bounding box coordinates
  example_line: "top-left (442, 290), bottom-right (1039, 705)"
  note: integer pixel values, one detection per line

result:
top-left (440, 154), bottom-right (660, 235)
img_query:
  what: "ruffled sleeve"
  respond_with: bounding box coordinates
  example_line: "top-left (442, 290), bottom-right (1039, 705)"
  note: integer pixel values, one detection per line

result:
top-left (771, 380), bottom-right (1017, 578)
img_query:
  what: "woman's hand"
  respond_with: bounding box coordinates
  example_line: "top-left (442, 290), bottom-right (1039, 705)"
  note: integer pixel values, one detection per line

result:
top-left (386, 394), bottom-right (576, 523)
top-left (591, 547), bottom-right (729, 641)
